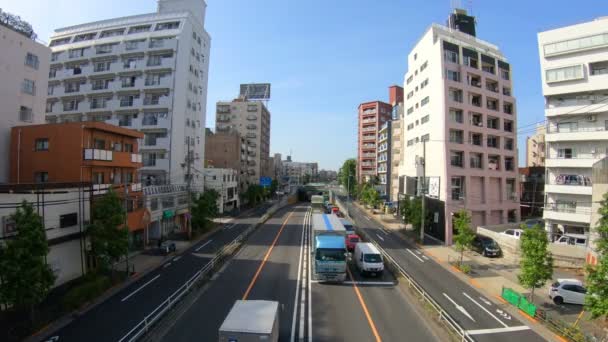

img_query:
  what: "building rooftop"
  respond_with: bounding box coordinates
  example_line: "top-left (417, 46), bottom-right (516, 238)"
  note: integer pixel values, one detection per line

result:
top-left (13, 121), bottom-right (144, 138)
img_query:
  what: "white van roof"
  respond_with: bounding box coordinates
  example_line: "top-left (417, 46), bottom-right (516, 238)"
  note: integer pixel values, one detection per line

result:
top-left (220, 300), bottom-right (278, 334)
top-left (356, 242), bottom-right (381, 255)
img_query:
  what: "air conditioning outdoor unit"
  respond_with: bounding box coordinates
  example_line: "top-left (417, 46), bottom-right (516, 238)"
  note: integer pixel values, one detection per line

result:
top-left (586, 115), bottom-right (596, 122)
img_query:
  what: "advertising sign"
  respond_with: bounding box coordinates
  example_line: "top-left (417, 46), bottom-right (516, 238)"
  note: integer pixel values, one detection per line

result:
top-left (240, 83), bottom-right (271, 100)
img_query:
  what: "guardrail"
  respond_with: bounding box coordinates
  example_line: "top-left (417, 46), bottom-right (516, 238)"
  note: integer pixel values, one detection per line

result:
top-left (335, 195), bottom-right (474, 342)
top-left (118, 198), bottom-right (288, 342)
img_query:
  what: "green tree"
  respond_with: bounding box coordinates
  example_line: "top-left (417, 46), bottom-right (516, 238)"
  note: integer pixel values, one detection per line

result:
top-left (302, 174), bottom-right (311, 185)
top-left (269, 179), bottom-right (279, 197)
top-left (518, 225), bottom-right (553, 303)
top-left (244, 184), bottom-right (264, 206)
top-left (399, 197), bottom-right (431, 234)
top-left (452, 210), bottom-right (475, 266)
top-left (0, 201), bottom-right (55, 320)
top-left (88, 189), bottom-right (128, 274)
top-left (191, 189), bottom-right (219, 232)
top-left (338, 159), bottom-right (357, 197)
top-left (586, 192), bottom-right (608, 319)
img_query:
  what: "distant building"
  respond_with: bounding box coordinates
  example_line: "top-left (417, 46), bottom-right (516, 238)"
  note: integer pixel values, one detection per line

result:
top-left (357, 101), bottom-right (392, 183)
top-left (205, 129), bottom-right (246, 191)
top-left (538, 17), bottom-right (608, 239)
top-left (318, 169), bottom-right (337, 182)
top-left (377, 121), bottom-right (391, 198)
top-left (519, 167), bottom-right (545, 218)
top-left (272, 153), bottom-right (282, 180)
top-left (0, 13), bottom-right (51, 182)
top-left (389, 85), bottom-right (404, 202)
top-left (216, 97), bottom-right (270, 187)
top-left (526, 124), bottom-right (546, 167)
top-left (203, 168), bottom-right (239, 213)
top-left (282, 159), bottom-right (318, 184)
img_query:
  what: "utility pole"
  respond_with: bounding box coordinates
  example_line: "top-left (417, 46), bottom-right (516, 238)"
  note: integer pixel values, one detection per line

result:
top-left (420, 140), bottom-right (426, 244)
top-left (124, 181), bottom-right (130, 277)
top-left (186, 138), bottom-right (193, 239)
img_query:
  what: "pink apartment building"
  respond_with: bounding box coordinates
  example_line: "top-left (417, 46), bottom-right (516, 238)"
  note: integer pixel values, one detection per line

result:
top-left (357, 100), bottom-right (392, 183)
top-left (400, 9), bottom-right (519, 244)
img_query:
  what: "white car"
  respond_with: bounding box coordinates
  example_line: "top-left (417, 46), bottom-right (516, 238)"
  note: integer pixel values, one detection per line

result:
top-left (549, 279), bottom-right (587, 305)
top-left (501, 228), bottom-right (524, 239)
top-left (554, 234), bottom-right (588, 247)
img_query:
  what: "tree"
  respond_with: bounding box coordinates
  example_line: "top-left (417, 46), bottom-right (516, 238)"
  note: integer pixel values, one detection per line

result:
top-left (302, 174), bottom-right (311, 185)
top-left (191, 189), bottom-right (219, 232)
top-left (586, 192), bottom-right (608, 320)
top-left (399, 197), bottom-right (431, 233)
top-left (244, 184), bottom-right (263, 206)
top-left (452, 210), bottom-right (475, 266)
top-left (269, 179), bottom-right (279, 197)
top-left (0, 201), bottom-right (55, 320)
top-left (338, 159), bottom-right (357, 197)
top-left (518, 225), bottom-right (553, 303)
top-left (88, 190), bottom-right (128, 274)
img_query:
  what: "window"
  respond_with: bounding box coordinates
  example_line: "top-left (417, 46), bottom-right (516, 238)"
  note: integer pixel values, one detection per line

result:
top-left (470, 153), bottom-right (483, 168)
top-left (34, 172), bottom-right (48, 183)
top-left (546, 65), bottom-right (584, 83)
top-left (94, 139), bottom-right (105, 149)
top-left (25, 53), bottom-right (39, 69)
top-left (446, 70), bottom-right (460, 82)
top-left (503, 86), bottom-right (511, 96)
top-left (406, 75), bottom-right (413, 84)
top-left (156, 22), bottom-right (180, 31)
top-left (124, 143), bottom-right (134, 152)
top-left (69, 48), bottom-right (87, 58)
top-left (22, 79), bottom-right (35, 95)
top-left (505, 157), bottom-right (515, 171)
top-left (123, 56), bottom-right (141, 69)
top-left (451, 176), bottom-right (464, 200)
top-left (407, 139), bottom-right (414, 146)
top-left (487, 135), bottom-right (499, 148)
top-left (120, 94), bottom-right (139, 107)
top-left (470, 93), bottom-right (482, 107)
top-left (470, 112), bottom-right (483, 127)
top-left (481, 55), bottom-right (495, 74)
top-left (470, 132), bottom-right (482, 146)
top-left (50, 37), bottom-right (71, 46)
top-left (92, 78), bottom-right (112, 90)
top-left (504, 138), bottom-right (514, 151)
top-left (467, 73), bottom-right (481, 87)
top-left (448, 88), bottom-right (463, 103)
top-left (407, 91), bottom-right (414, 99)
top-left (121, 76), bottom-right (137, 88)
top-left (145, 73), bottom-right (163, 86)
top-left (148, 55), bottom-right (162, 66)
top-left (463, 55), bottom-right (478, 68)
top-left (96, 43), bottom-right (114, 54)
top-left (63, 100), bottom-right (79, 111)
top-left (99, 28), bottom-right (124, 38)
top-left (60, 213), bottom-right (78, 228)
top-left (421, 115), bottom-right (430, 124)
top-left (420, 61), bottom-right (428, 71)
top-left (487, 116), bottom-right (499, 129)
top-left (420, 78), bottom-right (428, 89)
top-left (407, 123), bottom-right (414, 130)
top-left (450, 151), bottom-right (464, 167)
top-left (503, 102), bottom-right (513, 114)
top-left (35, 138), bottom-right (49, 151)
top-left (94, 61), bottom-right (111, 72)
top-left (449, 108), bottom-right (463, 123)
top-left (500, 68), bottom-right (510, 80)
top-left (421, 96), bottom-right (429, 106)
top-left (125, 40), bottom-right (142, 50)
top-left (421, 134), bottom-right (430, 142)
top-left (504, 120), bottom-right (513, 132)
top-left (557, 148), bottom-right (575, 159)
top-left (51, 52), bottom-right (61, 61)
top-left (128, 25), bottom-right (151, 34)
top-left (407, 107), bottom-right (414, 115)
top-left (49, 67), bottom-right (58, 78)
top-left (544, 33), bottom-right (608, 56)
top-left (150, 198), bottom-right (159, 211)
top-left (45, 101), bottom-right (54, 113)
top-left (485, 79), bottom-right (498, 92)
top-left (74, 33), bottom-right (96, 42)
top-left (93, 172), bottom-right (104, 184)
top-left (590, 61), bottom-right (608, 75)
top-left (487, 98), bottom-right (499, 110)
top-left (19, 106), bottom-right (32, 122)
top-left (557, 122), bottom-right (578, 133)
top-left (488, 155), bottom-right (500, 170)
top-left (449, 129), bottom-right (463, 144)
top-left (444, 50), bottom-right (458, 64)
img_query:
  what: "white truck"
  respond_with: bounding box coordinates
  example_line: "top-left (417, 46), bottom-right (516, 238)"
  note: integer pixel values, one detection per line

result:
top-left (311, 213), bottom-right (348, 282)
top-left (354, 242), bottom-right (384, 277)
top-left (218, 300), bottom-right (279, 342)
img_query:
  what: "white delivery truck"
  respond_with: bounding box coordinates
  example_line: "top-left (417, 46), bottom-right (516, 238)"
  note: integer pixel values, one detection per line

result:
top-left (311, 195), bottom-right (325, 213)
top-left (354, 242), bottom-right (384, 277)
top-left (311, 213), bottom-right (348, 282)
top-left (218, 300), bottom-right (279, 342)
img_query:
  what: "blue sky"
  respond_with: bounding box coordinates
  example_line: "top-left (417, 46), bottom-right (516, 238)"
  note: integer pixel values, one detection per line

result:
top-left (3, 0), bottom-right (606, 170)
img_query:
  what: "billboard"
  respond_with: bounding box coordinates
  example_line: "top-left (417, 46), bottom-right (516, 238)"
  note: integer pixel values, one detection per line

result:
top-left (240, 83), bottom-right (271, 100)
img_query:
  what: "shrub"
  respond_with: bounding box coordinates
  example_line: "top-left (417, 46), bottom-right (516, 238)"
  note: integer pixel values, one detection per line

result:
top-left (459, 263), bottom-right (472, 274)
top-left (63, 275), bottom-right (111, 310)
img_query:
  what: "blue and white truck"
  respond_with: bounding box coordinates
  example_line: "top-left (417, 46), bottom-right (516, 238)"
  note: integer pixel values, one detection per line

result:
top-left (311, 213), bottom-right (347, 282)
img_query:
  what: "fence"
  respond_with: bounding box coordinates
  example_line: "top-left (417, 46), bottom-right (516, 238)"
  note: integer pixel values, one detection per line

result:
top-left (117, 198), bottom-right (288, 342)
top-left (501, 287), bottom-right (537, 317)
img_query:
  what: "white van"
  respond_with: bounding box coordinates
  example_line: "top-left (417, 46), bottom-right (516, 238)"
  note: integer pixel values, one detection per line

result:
top-left (554, 234), bottom-right (588, 247)
top-left (354, 242), bottom-right (384, 277)
top-left (501, 228), bottom-right (524, 239)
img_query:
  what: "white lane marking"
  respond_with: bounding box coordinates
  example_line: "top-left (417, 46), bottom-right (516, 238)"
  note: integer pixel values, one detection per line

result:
top-left (163, 262), bottom-right (172, 268)
top-left (375, 234), bottom-right (385, 241)
top-left (194, 239), bottom-right (213, 252)
top-left (414, 250), bottom-right (422, 255)
top-left (463, 292), bottom-right (508, 327)
top-left (121, 274), bottom-right (161, 302)
top-left (224, 223), bottom-right (237, 230)
top-left (406, 249), bottom-right (425, 263)
top-left (173, 256), bottom-right (181, 262)
top-left (290, 210), bottom-right (306, 342)
top-left (422, 255), bottom-right (429, 260)
top-left (466, 326), bottom-right (530, 335)
top-left (343, 281), bottom-right (394, 286)
top-left (443, 293), bottom-right (476, 322)
top-left (479, 296), bottom-right (492, 306)
top-left (496, 309), bottom-right (512, 320)
top-left (307, 211), bottom-right (312, 342)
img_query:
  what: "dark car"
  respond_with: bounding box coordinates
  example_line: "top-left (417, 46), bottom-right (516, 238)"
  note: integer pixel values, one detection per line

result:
top-left (472, 235), bottom-right (501, 257)
top-left (159, 241), bottom-right (177, 255)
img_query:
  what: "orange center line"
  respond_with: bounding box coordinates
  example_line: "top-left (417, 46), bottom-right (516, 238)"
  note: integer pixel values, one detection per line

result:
top-left (346, 267), bottom-right (382, 342)
top-left (242, 211), bottom-right (294, 300)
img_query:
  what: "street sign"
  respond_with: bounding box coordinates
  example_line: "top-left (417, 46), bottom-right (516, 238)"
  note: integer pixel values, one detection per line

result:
top-left (260, 177), bottom-right (272, 187)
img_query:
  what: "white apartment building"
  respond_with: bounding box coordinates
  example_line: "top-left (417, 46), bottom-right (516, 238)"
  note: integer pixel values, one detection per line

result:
top-left (538, 17), bottom-right (608, 239)
top-left (377, 122), bottom-right (391, 197)
top-left (282, 160), bottom-right (318, 185)
top-left (400, 10), bottom-right (519, 244)
top-left (203, 168), bottom-right (239, 213)
top-left (45, 0), bottom-right (210, 188)
top-left (0, 15), bottom-right (50, 183)
top-left (216, 99), bottom-right (271, 186)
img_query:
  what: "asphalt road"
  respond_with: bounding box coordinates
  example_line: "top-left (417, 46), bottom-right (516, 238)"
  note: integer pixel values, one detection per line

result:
top-left (339, 195), bottom-right (548, 342)
top-left (38, 203), bottom-right (274, 342)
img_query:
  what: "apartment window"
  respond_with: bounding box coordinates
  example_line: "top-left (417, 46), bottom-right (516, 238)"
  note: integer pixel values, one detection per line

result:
top-left (451, 177), bottom-right (464, 200)
top-left (156, 22), bottom-right (180, 31)
top-left (421, 96), bottom-right (430, 106)
top-left (500, 68), bottom-right (510, 81)
top-left (119, 95), bottom-right (138, 107)
top-left (487, 116), bottom-right (499, 129)
top-left (144, 93), bottom-right (165, 105)
top-left (118, 114), bottom-right (133, 127)
top-left (485, 79), bottom-right (498, 93)
top-left (94, 61), bottom-right (111, 72)
top-left (123, 57), bottom-right (140, 69)
top-left (50, 37), bottom-right (71, 46)
top-left (407, 91), bottom-right (414, 99)
top-left (449, 129), bottom-right (463, 144)
top-left (35, 138), bottom-right (49, 151)
top-left (125, 40), bottom-right (142, 50)
top-left (446, 70), bottom-right (460, 82)
top-left (470, 93), bottom-right (482, 107)
top-left (503, 86), bottom-right (511, 96)
top-left (59, 213), bottom-right (78, 228)
top-left (49, 67), bottom-right (58, 78)
top-left (96, 43), bottom-right (114, 54)
top-left (420, 78), bottom-right (428, 89)
top-left (92, 172), bottom-right (104, 185)
top-left (69, 48), bottom-right (87, 58)
top-left (481, 55), bottom-right (495, 74)
top-left (503, 102), bottom-right (513, 114)
top-left (74, 33), bottom-right (96, 42)
top-left (505, 157), bottom-right (515, 171)
top-left (450, 151), bottom-right (464, 167)
top-left (121, 76), bottom-right (137, 88)
top-left (504, 138), bottom-right (514, 151)
top-left (421, 134), bottom-right (430, 142)
top-left (444, 50), bottom-right (459, 64)
top-left (590, 61), bottom-right (608, 76)
top-left (421, 115), bottom-right (430, 124)
top-left (449, 108), bottom-right (463, 123)
top-left (469, 112), bottom-right (483, 127)
top-left (463, 49), bottom-right (478, 68)
top-left (407, 123), bottom-right (414, 130)
top-left (502, 120), bottom-right (513, 132)
top-left (546, 65), bottom-right (584, 83)
top-left (407, 107), bottom-right (414, 115)
top-left (34, 172), bottom-right (49, 183)
top-left (22, 79), bottom-right (35, 95)
top-left (448, 88), bottom-right (463, 103)
top-left (145, 73), bottom-right (163, 86)
top-left (470, 132), bottom-right (482, 146)
top-left (544, 33), bottom-right (608, 56)
top-left (63, 100), bottom-right (79, 111)
top-left (19, 106), bottom-right (33, 122)
top-left (92, 78), bottom-right (112, 90)
top-left (470, 153), bottom-right (483, 168)
top-left (506, 179), bottom-right (516, 201)
top-left (99, 28), bottom-right (124, 38)
top-left (45, 101), bottom-right (54, 113)
top-left (557, 122), bottom-right (578, 133)
top-left (467, 73), bottom-right (481, 87)
top-left (25, 53), bottom-right (39, 69)
top-left (487, 98), bottom-right (498, 111)
top-left (488, 155), bottom-right (500, 170)
top-left (124, 143), bottom-right (134, 153)
top-left (557, 148), bottom-right (575, 159)
top-left (128, 25), bottom-right (151, 34)
top-left (487, 135), bottom-right (499, 148)
top-left (148, 55), bottom-right (162, 66)
top-left (406, 75), bottom-right (413, 84)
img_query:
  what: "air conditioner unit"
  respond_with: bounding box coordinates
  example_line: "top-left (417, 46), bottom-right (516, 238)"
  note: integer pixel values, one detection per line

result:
top-left (586, 115), bottom-right (596, 122)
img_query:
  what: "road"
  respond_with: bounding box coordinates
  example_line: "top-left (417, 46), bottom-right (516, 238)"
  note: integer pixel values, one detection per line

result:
top-left (337, 194), bottom-right (548, 342)
top-left (38, 203), bottom-right (274, 342)
top-left (162, 204), bottom-right (439, 342)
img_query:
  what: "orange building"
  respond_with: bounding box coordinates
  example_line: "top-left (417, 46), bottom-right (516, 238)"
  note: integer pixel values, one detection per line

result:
top-left (10, 122), bottom-right (150, 244)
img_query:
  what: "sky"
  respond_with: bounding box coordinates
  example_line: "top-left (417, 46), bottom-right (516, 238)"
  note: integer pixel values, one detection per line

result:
top-left (2, 0), bottom-right (606, 170)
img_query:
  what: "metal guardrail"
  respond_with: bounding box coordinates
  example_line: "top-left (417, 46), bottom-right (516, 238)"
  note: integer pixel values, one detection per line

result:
top-left (335, 196), bottom-right (474, 342)
top-left (118, 199), bottom-right (287, 342)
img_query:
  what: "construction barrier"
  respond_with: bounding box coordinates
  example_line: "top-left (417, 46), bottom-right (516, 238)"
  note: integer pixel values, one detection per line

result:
top-left (501, 287), bottom-right (537, 317)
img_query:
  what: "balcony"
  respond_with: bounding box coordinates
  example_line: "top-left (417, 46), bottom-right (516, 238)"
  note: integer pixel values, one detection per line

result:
top-left (546, 98), bottom-right (608, 117)
top-left (83, 149), bottom-right (113, 161)
top-left (141, 116), bottom-right (170, 129)
top-left (142, 137), bottom-right (170, 150)
top-left (148, 39), bottom-right (177, 51)
top-left (545, 184), bottom-right (592, 196)
top-left (119, 98), bottom-right (142, 108)
top-left (362, 118), bottom-right (376, 124)
top-left (545, 127), bottom-right (607, 142)
top-left (141, 158), bottom-right (170, 170)
top-left (143, 96), bottom-right (171, 108)
top-left (145, 57), bottom-right (175, 70)
top-left (544, 206), bottom-right (592, 224)
top-left (144, 77), bottom-right (172, 89)
top-left (546, 157), bottom-right (605, 168)
top-left (362, 135), bottom-right (376, 141)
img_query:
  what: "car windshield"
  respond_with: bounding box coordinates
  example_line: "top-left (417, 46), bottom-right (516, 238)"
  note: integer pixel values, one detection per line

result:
top-left (316, 248), bottom-right (346, 262)
top-left (363, 254), bottom-right (382, 263)
top-left (482, 239), bottom-right (498, 248)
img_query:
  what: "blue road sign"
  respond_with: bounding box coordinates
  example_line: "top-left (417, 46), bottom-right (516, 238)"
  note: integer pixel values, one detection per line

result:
top-left (260, 177), bottom-right (272, 187)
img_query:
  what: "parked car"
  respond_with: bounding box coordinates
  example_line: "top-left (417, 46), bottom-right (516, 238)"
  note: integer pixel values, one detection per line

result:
top-left (549, 279), bottom-right (587, 305)
top-left (554, 234), bottom-right (588, 247)
top-left (472, 235), bottom-right (501, 257)
top-left (346, 234), bottom-right (360, 252)
top-left (159, 241), bottom-right (177, 255)
top-left (501, 228), bottom-right (524, 239)
top-left (354, 242), bottom-right (384, 277)
top-left (524, 218), bottom-right (545, 228)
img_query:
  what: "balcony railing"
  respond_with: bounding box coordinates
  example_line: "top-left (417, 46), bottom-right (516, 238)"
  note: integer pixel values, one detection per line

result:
top-left (83, 149), bottom-right (113, 161)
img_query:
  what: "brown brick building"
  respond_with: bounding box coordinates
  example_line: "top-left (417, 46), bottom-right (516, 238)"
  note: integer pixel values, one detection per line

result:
top-left (204, 129), bottom-right (246, 190)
